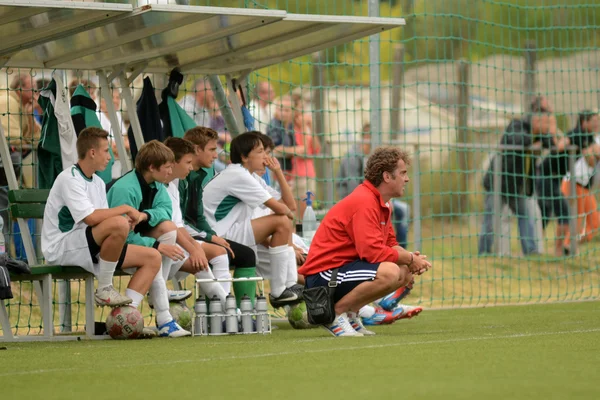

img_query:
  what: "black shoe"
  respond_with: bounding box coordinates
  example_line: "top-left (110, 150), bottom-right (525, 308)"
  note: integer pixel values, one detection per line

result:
top-left (269, 288), bottom-right (301, 309)
top-left (289, 284), bottom-right (304, 299)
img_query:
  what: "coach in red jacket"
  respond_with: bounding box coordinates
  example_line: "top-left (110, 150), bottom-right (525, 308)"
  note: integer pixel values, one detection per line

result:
top-left (299, 146), bottom-right (431, 337)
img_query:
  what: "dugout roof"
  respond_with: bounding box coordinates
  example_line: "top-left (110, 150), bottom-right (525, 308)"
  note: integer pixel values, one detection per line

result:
top-left (0, 0), bottom-right (405, 75)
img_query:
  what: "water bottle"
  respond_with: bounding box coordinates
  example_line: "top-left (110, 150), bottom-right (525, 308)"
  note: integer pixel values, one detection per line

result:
top-left (302, 191), bottom-right (317, 242)
top-left (209, 294), bottom-right (223, 335)
top-left (225, 294), bottom-right (238, 334)
top-left (255, 295), bottom-right (269, 334)
top-left (194, 296), bottom-right (208, 335)
top-left (0, 216), bottom-right (5, 255)
top-left (240, 294), bottom-right (254, 333)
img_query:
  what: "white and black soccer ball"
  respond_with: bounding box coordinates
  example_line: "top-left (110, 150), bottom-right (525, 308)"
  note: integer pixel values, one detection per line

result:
top-left (106, 306), bottom-right (144, 339)
top-left (169, 302), bottom-right (193, 332)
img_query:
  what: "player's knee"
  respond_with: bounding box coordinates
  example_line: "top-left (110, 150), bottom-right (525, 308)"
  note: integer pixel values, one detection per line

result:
top-left (155, 220), bottom-right (177, 235)
top-left (398, 266), bottom-right (413, 287)
top-left (274, 215), bottom-right (292, 232)
top-left (146, 249), bottom-right (162, 271)
top-left (107, 216), bottom-right (129, 238)
top-left (377, 262), bottom-right (401, 289)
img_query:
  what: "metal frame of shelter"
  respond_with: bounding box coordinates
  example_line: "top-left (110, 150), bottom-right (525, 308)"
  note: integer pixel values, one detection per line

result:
top-left (0, 0), bottom-right (404, 341)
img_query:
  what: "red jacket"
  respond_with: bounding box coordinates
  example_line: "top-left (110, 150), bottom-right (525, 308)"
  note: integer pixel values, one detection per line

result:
top-left (299, 180), bottom-right (399, 276)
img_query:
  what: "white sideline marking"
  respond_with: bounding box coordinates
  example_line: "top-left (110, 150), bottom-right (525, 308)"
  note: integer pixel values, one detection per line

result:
top-left (1, 328), bottom-right (599, 377)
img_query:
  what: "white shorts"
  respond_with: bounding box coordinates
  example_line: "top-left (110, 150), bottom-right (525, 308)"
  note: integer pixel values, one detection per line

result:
top-left (44, 227), bottom-right (97, 275)
top-left (223, 220), bottom-right (256, 250)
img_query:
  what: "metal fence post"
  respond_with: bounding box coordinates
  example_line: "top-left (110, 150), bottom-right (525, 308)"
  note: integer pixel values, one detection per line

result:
top-left (492, 154), bottom-right (503, 254)
top-left (568, 148), bottom-right (578, 256)
top-left (412, 144), bottom-right (421, 250)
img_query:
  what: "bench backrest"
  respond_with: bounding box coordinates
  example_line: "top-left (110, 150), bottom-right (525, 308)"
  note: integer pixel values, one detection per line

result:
top-left (8, 189), bottom-right (50, 219)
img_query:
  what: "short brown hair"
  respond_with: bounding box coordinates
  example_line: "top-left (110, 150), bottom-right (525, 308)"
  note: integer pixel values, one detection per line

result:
top-left (135, 140), bottom-right (175, 173)
top-left (77, 127), bottom-right (108, 160)
top-left (69, 78), bottom-right (97, 98)
top-left (183, 126), bottom-right (219, 150)
top-left (364, 146), bottom-right (411, 187)
top-left (164, 137), bottom-right (196, 162)
top-left (256, 132), bottom-right (274, 151)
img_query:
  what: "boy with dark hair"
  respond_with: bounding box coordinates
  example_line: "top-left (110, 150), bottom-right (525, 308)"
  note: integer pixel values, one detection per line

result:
top-left (42, 127), bottom-right (161, 312)
top-left (181, 127), bottom-right (259, 304)
top-left (203, 131), bottom-right (301, 307)
top-left (107, 140), bottom-right (191, 337)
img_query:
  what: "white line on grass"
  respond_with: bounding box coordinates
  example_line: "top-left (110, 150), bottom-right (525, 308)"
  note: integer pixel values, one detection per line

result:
top-left (1, 327), bottom-right (599, 377)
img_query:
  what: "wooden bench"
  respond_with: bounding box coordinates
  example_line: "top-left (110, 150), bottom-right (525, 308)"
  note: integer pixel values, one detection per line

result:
top-left (0, 189), bottom-right (116, 342)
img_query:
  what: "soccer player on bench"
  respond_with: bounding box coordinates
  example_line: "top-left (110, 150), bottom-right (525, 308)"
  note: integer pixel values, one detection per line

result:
top-left (41, 127), bottom-right (161, 310)
top-left (107, 140), bottom-right (191, 337)
top-left (203, 131), bottom-right (301, 308)
top-left (162, 137), bottom-right (229, 303)
top-left (180, 127), bottom-right (259, 306)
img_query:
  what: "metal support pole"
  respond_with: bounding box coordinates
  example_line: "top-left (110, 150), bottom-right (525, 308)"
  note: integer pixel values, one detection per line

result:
top-left (524, 41), bottom-right (537, 108)
top-left (311, 51), bottom-right (333, 206)
top-left (369, 0), bottom-right (382, 150)
top-left (492, 155), bottom-right (503, 254)
top-left (457, 59), bottom-right (470, 215)
top-left (98, 71), bottom-right (132, 173)
top-left (112, 72), bottom-right (145, 154)
top-left (390, 45), bottom-right (404, 140)
top-left (412, 144), bottom-right (421, 250)
top-left (568, 149), bottom-right (578, 256)
top-left (225, 74), bottom-right (247, 134)
top-left (207, 74), bottom-right (242, 137)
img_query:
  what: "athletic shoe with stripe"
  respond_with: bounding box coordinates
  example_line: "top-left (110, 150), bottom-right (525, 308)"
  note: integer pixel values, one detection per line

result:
top-left (94, 285), bottom-right (132, 307)
top-left (348, 313), bottom-right (376, 336)
top-left (321, 313), bottom-right (364, 337)
top-left (376, 279), bottom-right (414, 311)
top-left (361, 305), bottom-right (423, 326)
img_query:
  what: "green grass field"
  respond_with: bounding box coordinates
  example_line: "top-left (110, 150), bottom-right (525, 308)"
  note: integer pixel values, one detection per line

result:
top-left (2, 301), bottom-right (599, 400)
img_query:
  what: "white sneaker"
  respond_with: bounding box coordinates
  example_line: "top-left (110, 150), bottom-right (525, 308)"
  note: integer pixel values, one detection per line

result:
top-left (321, 313), bottom-right (364, 337)
top-left (157, 320), bottom-right (192, 338)
top-left (147, 290), bottom-right (193, 308)
top-left (348, 313), bottom-right (376, 336)
top-left (167, 290), bottom-right (193, 302)
top-left (94, 285), bottom-right (132, 307)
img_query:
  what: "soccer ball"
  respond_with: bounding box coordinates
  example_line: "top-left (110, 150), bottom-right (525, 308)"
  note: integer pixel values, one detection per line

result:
top-left (287, 302), bottom-right (316, 330)
top-left (106, 306), bottom-right (144, 340)
top-left (170, 302), bottom-right (193, 332)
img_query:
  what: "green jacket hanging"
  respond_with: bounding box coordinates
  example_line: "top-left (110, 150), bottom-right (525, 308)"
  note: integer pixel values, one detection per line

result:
top-left (70, 84), bottom-right (115, 184)
top-left (37, 79), bottom-right (78, 189)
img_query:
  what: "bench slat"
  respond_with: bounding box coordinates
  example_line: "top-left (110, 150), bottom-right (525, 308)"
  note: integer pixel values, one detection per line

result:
top-left (10, 203), bottom-right (45, 219)
top-left (8, 189), bottom-right (50, 203)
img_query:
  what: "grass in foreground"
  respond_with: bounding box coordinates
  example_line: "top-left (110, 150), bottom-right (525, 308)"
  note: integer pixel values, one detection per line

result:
top-left (2, 301), bottom-right (599, 400)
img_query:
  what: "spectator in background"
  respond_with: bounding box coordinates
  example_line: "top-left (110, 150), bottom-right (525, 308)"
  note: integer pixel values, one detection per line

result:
top-left (560, 112), bottom-right (600, 249)
top-left (336, 123), bottom-right (371, 199)
top-left (267, 95), bottom-right (295, 175)
top-left (178, 79), bottom-right (213, 127)
top-left (250, 82), bottom-right (275, 133)
top-left (535, 113), bottom-right (571, 256)
top-left (478, 99), bottom-right (556, 256)
top-left (274, 97), bottom-right (321, 220)
top-left (33, 78), bottom-right (50, 125)
top-left (1, 73), bottom-right (41, 190)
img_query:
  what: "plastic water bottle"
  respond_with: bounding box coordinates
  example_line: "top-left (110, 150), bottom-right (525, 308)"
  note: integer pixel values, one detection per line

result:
top-left (225, 294), bottom-right (239, 334)
top-left (302, 191), bottom-right (318, 242)
top-left (0, 216), bottom-right (5, 254)
top-left (194, 296), bottom-right (208, 335)
top-left (240, 294), bottom-right (254, 333)
top-left (255, 295), bottom-right (269, 334)
top-left (209, 294), bottom-right (223, 335)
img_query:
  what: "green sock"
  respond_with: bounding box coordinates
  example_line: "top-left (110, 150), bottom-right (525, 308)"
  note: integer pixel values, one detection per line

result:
top-left (233, 267), bottom-right (257, 308)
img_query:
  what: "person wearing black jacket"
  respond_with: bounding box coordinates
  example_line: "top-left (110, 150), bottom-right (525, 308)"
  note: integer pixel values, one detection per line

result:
top-left (479, 108), bottom-right (555, 256)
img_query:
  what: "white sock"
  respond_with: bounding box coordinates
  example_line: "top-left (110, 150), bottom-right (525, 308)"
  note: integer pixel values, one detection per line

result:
top-left (195, 268), bottom-right (227, 306)
top-left (125, 288), bottom-right (144, 308)
top-left (209, 253), bottom-right (231, 294)
top-left (285, 247), bottom-right (298, 288)
top-left (268, 245), bottom-right (290, 297)
top-left (156, 231), bottom-right (177, 282)
top-left (97, 258), bottom-right (118, 289)
top-left (359, 305), bottom-right (375, 318)
top-left (149, 266), bottom-right (173, 326)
